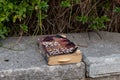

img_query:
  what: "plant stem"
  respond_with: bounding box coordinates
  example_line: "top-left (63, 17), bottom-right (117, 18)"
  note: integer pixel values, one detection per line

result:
top-left (39, 0), bottom-right (42, 34)
top-left (40, 9), bottom-right (42, 34)
top-left (68, 0), bottom-right (73, 32)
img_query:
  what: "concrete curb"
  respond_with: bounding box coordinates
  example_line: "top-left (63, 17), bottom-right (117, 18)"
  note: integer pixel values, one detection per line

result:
top-left (0, 31), bottom-right (120, 80)
top-left (0, 35), bottom-right (85, 80)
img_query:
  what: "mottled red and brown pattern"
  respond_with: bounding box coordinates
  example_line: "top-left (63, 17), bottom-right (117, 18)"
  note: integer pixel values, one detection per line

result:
top-left (38, 35), bottom-right (77, 56)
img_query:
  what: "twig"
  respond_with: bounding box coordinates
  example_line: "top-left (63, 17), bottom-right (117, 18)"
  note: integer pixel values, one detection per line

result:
top-left (16, 30), bottom-right (23, 44)
top-left (94, 30), bottom-right (102, 40)
top-left (0, 46), bottom-right (25, 51)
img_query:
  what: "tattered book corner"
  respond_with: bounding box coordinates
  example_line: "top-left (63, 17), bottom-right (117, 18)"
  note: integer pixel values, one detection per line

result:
top-left (38, 35), bottom-right (82, 65)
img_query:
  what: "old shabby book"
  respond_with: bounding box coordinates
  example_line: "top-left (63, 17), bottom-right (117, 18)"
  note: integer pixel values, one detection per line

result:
top-left (38, 35), bottom-right (82, 65)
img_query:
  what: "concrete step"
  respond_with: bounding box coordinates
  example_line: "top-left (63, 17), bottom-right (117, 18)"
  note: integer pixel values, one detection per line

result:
top-left (79, 31), bottom-right (120, 78)
top-left (0, 35), bottom-right (85, 80)
top-left (0, 31), bottom-right (120, 80)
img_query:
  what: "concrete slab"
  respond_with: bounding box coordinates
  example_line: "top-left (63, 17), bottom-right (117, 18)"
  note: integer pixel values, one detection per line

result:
top-left (0, 36), bottom-right (85, 80)
top-left (86, 75), bottom-right (120, 80)
top-left (0, 31), bottom-right (120, 79)
top-left (78, 31), bottom-right (120, 78)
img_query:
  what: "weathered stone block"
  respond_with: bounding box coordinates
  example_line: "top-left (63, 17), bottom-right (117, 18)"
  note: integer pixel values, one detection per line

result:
top-left (86, 75), bottom-right (120, 80)
top-left (0, 36), bottom-right (85, 80)
top-left (80, 32), bottom-right (120, 78)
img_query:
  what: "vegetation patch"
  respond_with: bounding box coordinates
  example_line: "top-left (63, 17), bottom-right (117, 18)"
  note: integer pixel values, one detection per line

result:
top-left (0, 0), bottom-right (120, 39)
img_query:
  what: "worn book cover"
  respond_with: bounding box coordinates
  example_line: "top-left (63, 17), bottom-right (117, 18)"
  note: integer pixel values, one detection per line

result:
top-left (38, 35), bottom-right (82, 65)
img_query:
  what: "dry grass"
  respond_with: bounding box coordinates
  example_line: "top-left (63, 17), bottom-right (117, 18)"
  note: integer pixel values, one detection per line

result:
top-left (40, 0), bottom-right (120, 34)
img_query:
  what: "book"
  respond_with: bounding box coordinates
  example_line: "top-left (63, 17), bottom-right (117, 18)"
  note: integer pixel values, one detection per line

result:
top-left (38, 35), bottom-right (82, 65)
